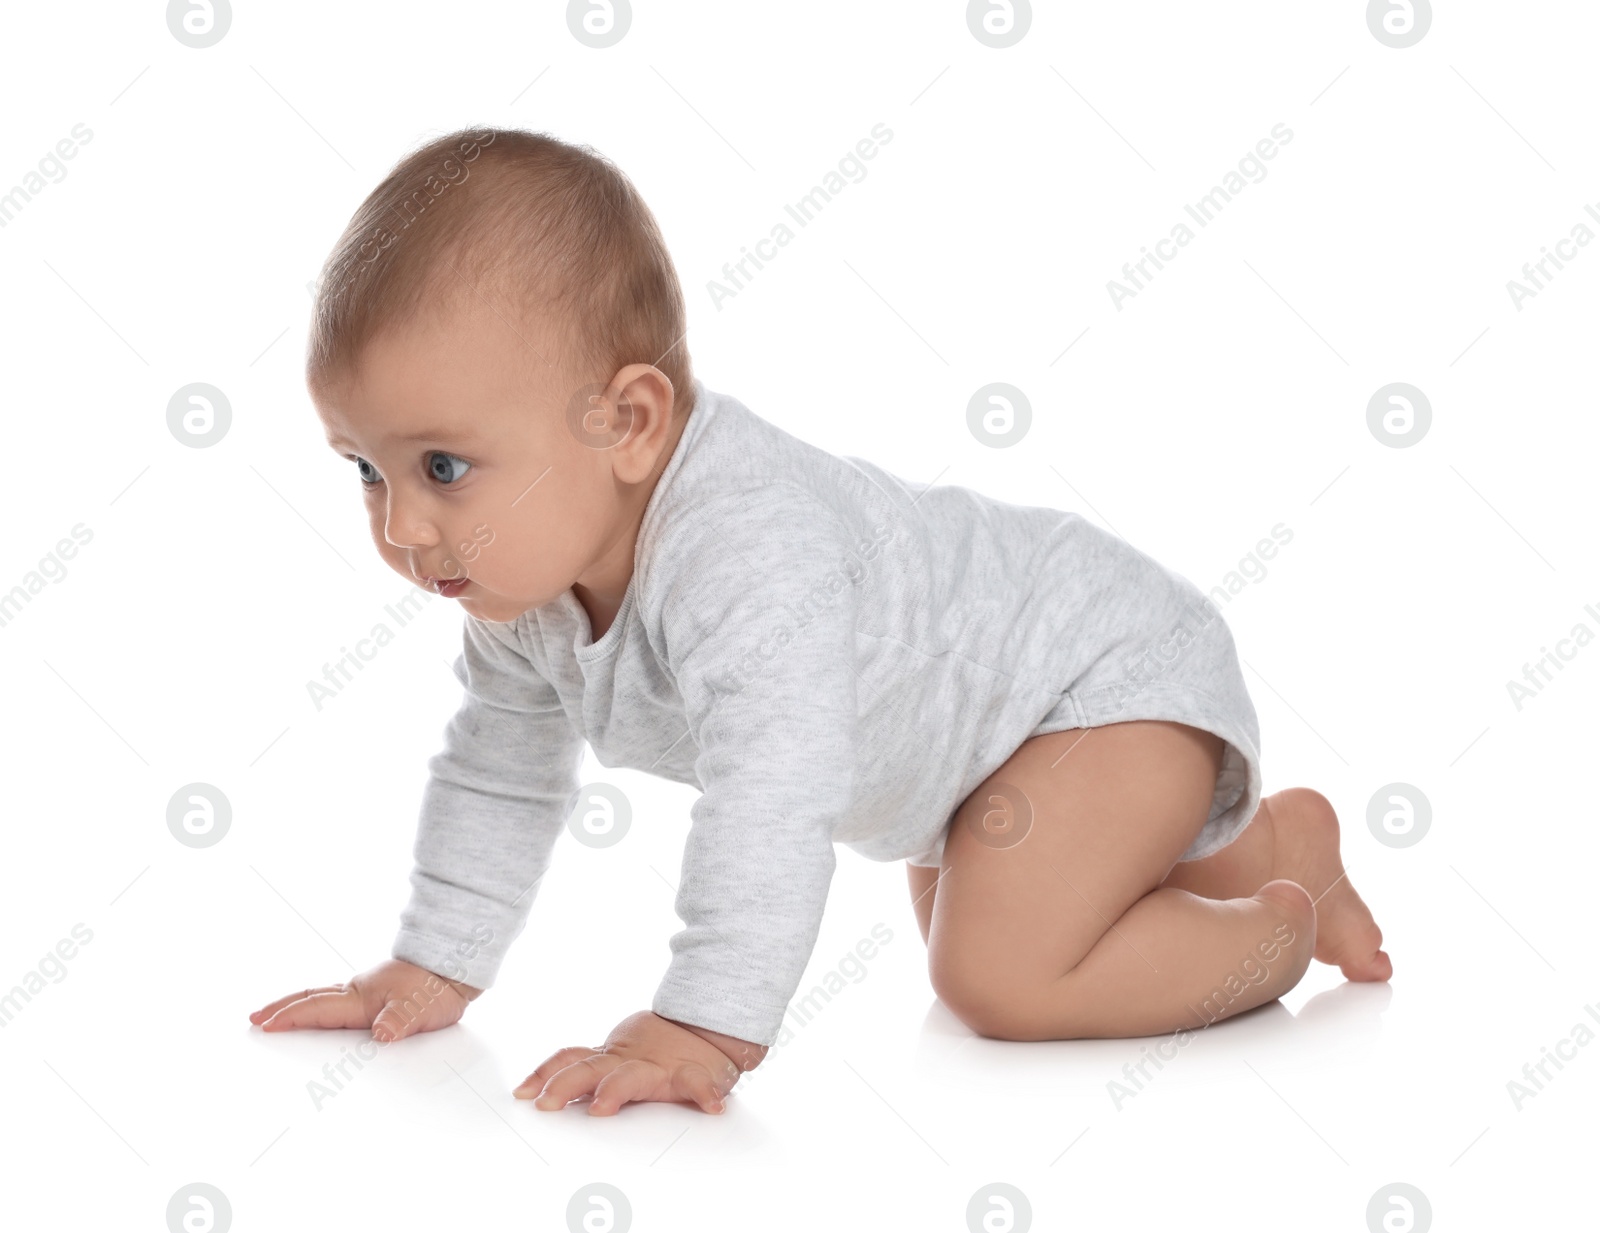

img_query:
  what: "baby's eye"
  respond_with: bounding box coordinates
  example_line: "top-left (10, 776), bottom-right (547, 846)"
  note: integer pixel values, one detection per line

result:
top-left (353, 457), bottom-right (381, 486)
top-left (428, 451), bottom-right (471, 484)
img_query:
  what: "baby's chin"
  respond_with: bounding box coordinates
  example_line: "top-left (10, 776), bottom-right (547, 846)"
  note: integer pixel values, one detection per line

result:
top-left (457, 589), bottom-right (539, 624)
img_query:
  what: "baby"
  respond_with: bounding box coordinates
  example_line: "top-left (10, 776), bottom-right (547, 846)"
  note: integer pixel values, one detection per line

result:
top-left (251, 126), bottom-right (1391, 1117)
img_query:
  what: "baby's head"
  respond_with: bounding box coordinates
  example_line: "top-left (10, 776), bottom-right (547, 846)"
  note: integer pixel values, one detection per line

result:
top-left (306, 127), bottom-right (694, 624)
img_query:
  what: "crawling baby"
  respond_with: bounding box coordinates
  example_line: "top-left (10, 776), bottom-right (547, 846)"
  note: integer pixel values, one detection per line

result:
top-left (251, 125), bottom-right (1390, 1117)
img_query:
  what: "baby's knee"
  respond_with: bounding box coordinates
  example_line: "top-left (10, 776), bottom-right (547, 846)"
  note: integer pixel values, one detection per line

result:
top-left (934, 984), bottom-right (1049, 1041)
top-left (929, 952), bottom-right (1088, 1041)
top-left (1268, 786), bottom-right (1338, 836)
top-left (930, 949), bottom-right (1024, 1038)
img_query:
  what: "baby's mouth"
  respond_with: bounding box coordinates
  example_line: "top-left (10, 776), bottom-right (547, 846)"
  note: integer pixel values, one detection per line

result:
top-left (415, 572), bottom-right (471, 597)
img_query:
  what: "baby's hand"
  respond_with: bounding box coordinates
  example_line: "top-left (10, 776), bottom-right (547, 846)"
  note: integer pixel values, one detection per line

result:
top-left (514, 1010), bottom-right (760, 1116)
top-left (249, 959), bottom-right (481, 1042)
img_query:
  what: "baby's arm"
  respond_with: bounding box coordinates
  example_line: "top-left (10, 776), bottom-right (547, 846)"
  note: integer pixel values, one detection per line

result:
top-left (391, 618), bottom-right (585, 987)
top-left (250, 616), bottom-right (584, 1038)
top-left (521, 486), bottom-right (861, 1114)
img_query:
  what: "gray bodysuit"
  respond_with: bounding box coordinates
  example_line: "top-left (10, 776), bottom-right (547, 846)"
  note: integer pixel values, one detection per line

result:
top-left (392, 378), bottom-right (1263, 1047)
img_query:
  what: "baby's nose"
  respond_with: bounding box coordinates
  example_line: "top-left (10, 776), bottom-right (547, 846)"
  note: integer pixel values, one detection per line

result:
top-left (383, 499), bottom-right (440, 549)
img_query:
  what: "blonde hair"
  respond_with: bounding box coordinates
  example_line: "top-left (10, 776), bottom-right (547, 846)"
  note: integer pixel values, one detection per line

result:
top-left (305, 126), bottom-right (694, 417)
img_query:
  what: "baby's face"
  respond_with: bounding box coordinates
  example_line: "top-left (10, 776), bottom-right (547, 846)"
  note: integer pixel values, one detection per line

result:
top-left (310, 298), bottom-right (618, 624)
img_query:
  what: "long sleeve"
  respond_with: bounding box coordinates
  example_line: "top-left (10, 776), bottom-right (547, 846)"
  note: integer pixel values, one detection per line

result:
top-left (391, 614), bottom-right (585, 990)
top-left (648, 485), bottom-right (861, 1047)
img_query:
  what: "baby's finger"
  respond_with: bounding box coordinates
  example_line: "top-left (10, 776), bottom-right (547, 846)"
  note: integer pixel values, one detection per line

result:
top-left (249, 986), bottom-right (344, 1025)
top-left (371, 996), bottom-right (441, 1043)
top-left (260, 988), bottom-right (366, 1032)
top-left (589, 1059), bottom-right (658, 1117)
top-left (530, 1055), bottom-right (618, 1111)
top-left (512, 1046), bottom-right (601, 1097)
top-left (672, 1063), bottom-right (727, 1115)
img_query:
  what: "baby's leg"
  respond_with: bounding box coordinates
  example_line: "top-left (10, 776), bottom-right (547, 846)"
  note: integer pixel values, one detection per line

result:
top-left (1159, 788), bottom-right (1391, 981)
top-left (923, 721), bottom-right (1316, 1041)
top-left (909, 779), bottom-right (1391, 977)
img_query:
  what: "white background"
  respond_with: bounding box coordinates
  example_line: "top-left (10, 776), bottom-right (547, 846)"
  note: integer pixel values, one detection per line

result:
top-left (1, 1), bottom-right (1595, 1230)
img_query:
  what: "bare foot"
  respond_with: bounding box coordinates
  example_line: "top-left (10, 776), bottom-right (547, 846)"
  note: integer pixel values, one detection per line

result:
top-left (1261, 788), bottom-right (1393, 982)
top-left (1253, 878), bottom-right (1318, 984)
